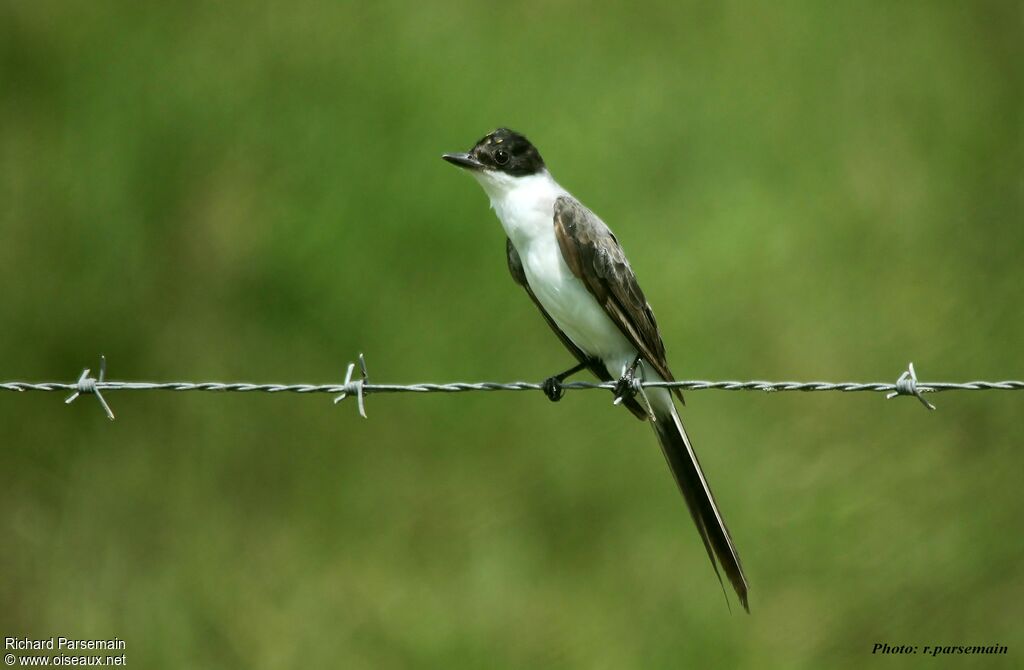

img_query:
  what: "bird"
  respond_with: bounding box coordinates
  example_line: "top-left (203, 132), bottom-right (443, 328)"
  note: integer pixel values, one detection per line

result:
top-left (443, 128), bottom-right (749, 611)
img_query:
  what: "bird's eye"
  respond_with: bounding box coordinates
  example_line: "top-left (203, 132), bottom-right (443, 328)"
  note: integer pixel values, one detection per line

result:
top-left (494, 149), bottom-right (509, 165)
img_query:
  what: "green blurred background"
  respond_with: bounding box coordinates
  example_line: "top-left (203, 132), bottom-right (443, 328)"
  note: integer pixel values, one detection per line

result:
top-left (2, 1), bottom-right (1021, 668)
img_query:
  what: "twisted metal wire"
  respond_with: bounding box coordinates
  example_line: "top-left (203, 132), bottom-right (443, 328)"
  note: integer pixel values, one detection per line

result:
top-left (1, 355), bottom-right (1021, 420)
top-left (6, 379), bottom-right (1022, 394)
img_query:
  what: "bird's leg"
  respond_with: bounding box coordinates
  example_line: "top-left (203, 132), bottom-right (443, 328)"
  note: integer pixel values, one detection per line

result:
top-left (542, 361), bottom-right (588, 402)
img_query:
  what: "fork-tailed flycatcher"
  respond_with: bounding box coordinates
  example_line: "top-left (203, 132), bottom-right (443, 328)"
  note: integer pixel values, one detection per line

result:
top-left (443, 128), bottom-right (749, 611)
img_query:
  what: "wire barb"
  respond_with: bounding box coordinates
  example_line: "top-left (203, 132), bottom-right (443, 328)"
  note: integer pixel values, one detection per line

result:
top-left (64, 355), bottom-right (115, 420)
top-left (886, 362), bottom-right (936, 410)
top-left (333, 353), bottom-right (368, 418)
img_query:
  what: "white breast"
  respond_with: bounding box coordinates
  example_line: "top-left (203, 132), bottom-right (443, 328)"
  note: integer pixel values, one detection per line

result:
top-left (521, 229), bottom-right (636, 369)
top-left (477, 170), bottom-right (638, 374)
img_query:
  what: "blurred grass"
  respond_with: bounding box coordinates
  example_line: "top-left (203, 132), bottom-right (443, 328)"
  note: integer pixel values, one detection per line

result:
top-left (1, 1), bottom-right (1022, 668)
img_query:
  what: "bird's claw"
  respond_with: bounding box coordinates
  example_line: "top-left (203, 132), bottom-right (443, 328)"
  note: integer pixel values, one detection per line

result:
top-left (542, 376), bottom-right (565, 402)
top-left (613, 355), bottom-right (645, 406)
top-left (613, 369), bottom-right (638, 406)
top-left (541, 361), bottom-right (588, 403)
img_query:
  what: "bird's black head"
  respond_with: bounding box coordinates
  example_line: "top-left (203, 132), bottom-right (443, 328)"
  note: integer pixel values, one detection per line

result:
top-left (443, 128), bottom-right (546, 177)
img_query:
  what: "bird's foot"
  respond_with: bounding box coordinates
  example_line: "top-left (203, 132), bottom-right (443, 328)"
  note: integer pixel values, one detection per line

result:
top-left (542, 376), bottom-right (566, 402)
top-left (612, 354), bottom-right (645, 407)
top-left (613, 373), bottom-right (639, 405)
top-left (541, 361), bottom-right (588, 403)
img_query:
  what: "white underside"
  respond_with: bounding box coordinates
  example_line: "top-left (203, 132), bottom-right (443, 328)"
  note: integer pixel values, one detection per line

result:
top-left (473, 168), bottom-right (674, 415)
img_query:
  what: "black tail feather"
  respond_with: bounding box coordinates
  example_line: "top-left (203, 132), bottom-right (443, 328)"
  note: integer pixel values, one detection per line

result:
top-left (652, 407), bottom-right (749, 612)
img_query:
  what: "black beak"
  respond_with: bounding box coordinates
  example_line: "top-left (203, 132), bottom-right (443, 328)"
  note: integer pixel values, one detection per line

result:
top-left (442, 152), bottom-right (485, 170)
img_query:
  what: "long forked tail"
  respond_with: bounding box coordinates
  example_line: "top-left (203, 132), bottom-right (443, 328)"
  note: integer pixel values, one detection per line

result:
top-left (651, 404), bottom-right (749, 612)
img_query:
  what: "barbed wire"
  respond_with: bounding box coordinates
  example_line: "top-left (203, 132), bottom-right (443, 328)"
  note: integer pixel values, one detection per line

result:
top-left (2, 356), bottom-right (1021, 421)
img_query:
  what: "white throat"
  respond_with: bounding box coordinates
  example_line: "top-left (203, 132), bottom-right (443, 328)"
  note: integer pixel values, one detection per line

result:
top-left (471, 169), bottom-right (567, 249)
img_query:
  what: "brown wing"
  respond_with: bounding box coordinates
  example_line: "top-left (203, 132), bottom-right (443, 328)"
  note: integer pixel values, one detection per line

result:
top-left (506, 237), bottom-right (648, 419)
top-left (552, 196), bottom-right (684, 403)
